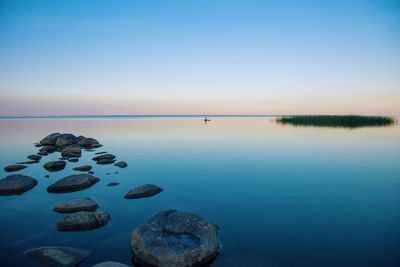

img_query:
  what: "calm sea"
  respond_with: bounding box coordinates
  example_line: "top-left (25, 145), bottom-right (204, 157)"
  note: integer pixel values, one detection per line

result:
top-left (0, 116), bottom-right (399, 266)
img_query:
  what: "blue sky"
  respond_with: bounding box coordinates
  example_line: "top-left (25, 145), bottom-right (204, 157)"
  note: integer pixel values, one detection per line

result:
top-left (0, 0), bottom-right (399, 115)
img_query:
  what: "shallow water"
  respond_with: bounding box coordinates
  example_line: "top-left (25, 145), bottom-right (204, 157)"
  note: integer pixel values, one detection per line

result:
top-left (0, 117), bottom-right (399, 267)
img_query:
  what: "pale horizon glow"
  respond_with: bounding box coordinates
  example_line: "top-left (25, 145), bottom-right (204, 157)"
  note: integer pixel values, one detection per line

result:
top-left (1, 0), bottom-right (400, 116)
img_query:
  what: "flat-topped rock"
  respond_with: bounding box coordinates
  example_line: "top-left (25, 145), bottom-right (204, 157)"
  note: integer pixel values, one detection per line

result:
top-left (53, 197), bottom-right (99, 213)
top-left (4, 164), bottom-right (27, 172)
top-left (92, 154), bottom-right (116, 161)
top-left (124, 184), bottom-right (163, 199)
top-left (24, 246), bottom-right (89, 267)
top-left (114, 161), bottom-right (127, 168)
top-left (131, 210), bottom-right (221, 267)
top-left (77, 137), bottom-right (102, 148)
top-left (0, 174), bottom-right (38, 195)
top-left (47, 174), bottom-right (100, 193)
top-left (61, 145), bottom-right (82, 158)
top-left (73, 165), bottom-right (92, 172)
top-left (39, 133), bottom-right (61, 145)
top-left (57, 211), bottom-right (111, 231)
top-left (93, 262), bottom-right (130, 267)
top-left (43, 161), bottom-right (66, 172)
top-left (27, 154), bottom-right (42, 161)
top-left (96, 159), bottom-right (116, 165)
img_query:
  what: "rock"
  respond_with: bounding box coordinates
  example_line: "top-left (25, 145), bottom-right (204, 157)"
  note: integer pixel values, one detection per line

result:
top-left (55, 134), bottom-right (78, 147)
top-left (0, 174), bottom-right (38, 195)
top-left (124, 184), bottom-right (163, 199)
top-left (27, 154), bottom-right (42, 161)
top-left (43, 161), bottom-right (66, 172)
top-left (131, 210), bottom-right (221, 267)
top-left (38, 151), bottom-right (49, 156)
top-left (40, 133), bottom-right (61, 145)
top-left (114, 172), bottom-right (119, 174)
top-left (107, 182), bottom-right (119, 187)
top-left (77, 137), bottom-right (102, 148)
top-left (57, 211), bottom-right (111, 231)
top-left (92, 261), bottom-right (130, 267)
top-left (73, 165), bottom-right (92, 172)
top-left (68, 158), bottom-right (79, 162)
top-left (4, 164), bottom-right (27, 172)
top-left (114, 161), bottom-right (127, 168)
top-left (92, 154), bottom-right (116, 161)
top-left (39, 145), bottom-right (56, 152)
top-left (61, 145), bottom-right (82, 158)
top-left (24, 246), bottom-right (89, 267)
top-left (44, 175), bottom-right (50, 178)
top-left (47, 174), bottom-right (99, 193)
top-left (59, 157), bottom-right (69, 160)
top-left (53, 197), bottom-right (99, 213)
top-left (15, 160), bottom-right (39, 165)
top-left (34, 143), bottom-right (43, 147)
top-left (96, 159), bottom-right (116, 165)
top-left (84, 149), bottom-right (95, 152)
top-left (94, 151), bottom-right (107, 155)
top-left (88, 171), bottom-right (94, 175)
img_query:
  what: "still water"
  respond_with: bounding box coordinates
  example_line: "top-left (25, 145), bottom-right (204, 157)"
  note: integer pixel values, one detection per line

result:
top-left (0, 117), bottom-right (399, 267)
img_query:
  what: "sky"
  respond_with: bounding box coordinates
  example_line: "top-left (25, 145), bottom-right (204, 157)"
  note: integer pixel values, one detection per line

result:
top-left (0, 0), bottom-right (399, 116)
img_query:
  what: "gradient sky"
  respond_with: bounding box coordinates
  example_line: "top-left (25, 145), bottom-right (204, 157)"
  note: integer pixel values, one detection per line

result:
top-left (0, 0), bottom-right (399, 116)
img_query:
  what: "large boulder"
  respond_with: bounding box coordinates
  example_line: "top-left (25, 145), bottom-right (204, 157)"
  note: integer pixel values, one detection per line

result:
top-left (55, 134), bottom-right (78, 147)
top-left (39, 133), bottom-right (61, 145)
top-left (24, 246), bottom-right (89, 267)
top-left (3, 164), bottom-right (27, 172)
top-left (92, 154), bottom-right (116, 161)
top-left (77, 137), bottom-right (102, 148)
top-left (53, 197), bottom-right (99, 213)
top-left (73, 165), bottom-right (92, 171)
top-left (57, 211), bottom-right (111, 231)
top-left (131, 210), bottom-right (221, 267)
top-left (43, 161), bottom-right (66, 172)
top-left (47, 174), bottom-right (99, 193)
top-left (124, 184), bottom-right (163, 199)
top-left (61, 145), bottom-right (82, 158)
top-left (0, 174), bottom-right (38, 195)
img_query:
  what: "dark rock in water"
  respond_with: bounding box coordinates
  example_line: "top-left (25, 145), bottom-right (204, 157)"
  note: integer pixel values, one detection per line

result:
top-left (34, 143), bottom-right (43, 147)
top-left (27, 154), bottom-right (42, 161)
top-left (93, 262), bottom-right (130, 267)
top-left (39, 145), bottom-right (56, 152)
top-left (38, 151), bottom-right (49, 156)
top-left (114, 161), bottom-right (127, 168)
top-left (43, 161), bottom-right (66, 172)
top-left (53, 197), bottom-right (99, 213)
top-left (47, 174), bottom-right (99, 193)
top-left (131, 210), bottom-right (221, 267)
top-left (61, 145), bottom-right (82, 158)
top-left (124, 184), bottom-right (163, 199)
top-left (59, 157), bottom-right (69, 160)
top-left (4, 164), bottom-right (27, 172)
top-left (0, 174), bottom-right (38, 195)
top-left (55, 134), bottom-right (78, 147)
top-left (92, 154), bottom-right (116, 161)
top-left (84, 148), bottom-right (95, 152)
top-left (40, 133), bottom-right (61, 145)
top-left (114, 172), bottom-right (119, 174)
top-left (96, 159), bottom-right (115, 165)
top-left (94, 151), bottom-right (107, 155)
top-left (107, 182), bottom-right (119, 187)
top-left (15, 160), bottom-right (39, 165)
top-left (106, 173), bottom-right (111, 175)
top-left (78, 137), bottom-right (102, 148)
top-left (88, 171), bottom-right (94, 175)
top-left (44, 175), bottom-right (50, 178)
top-left (57, 211), bottom-right (111, 231)
top-left (68, 158), bottom-right (79, 162)
top-left (73, 165), bottom-right (92, 172)
top-left (24, 246), bottom-right (89, 267)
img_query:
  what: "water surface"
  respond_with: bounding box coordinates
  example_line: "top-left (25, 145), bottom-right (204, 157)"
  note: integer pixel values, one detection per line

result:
top-left (0, 117), bottom-right (399, 266)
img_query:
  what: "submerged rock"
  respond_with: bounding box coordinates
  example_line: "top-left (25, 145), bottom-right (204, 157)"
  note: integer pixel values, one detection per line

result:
top-left (53, 197), bottom-right (99, 213)
top-left (68, 158), bottom-right (79, 162)
top-left (107, 182), bottom-right (119, 187)
top-left (43, 161), bottom-right (66, 172)
top-left (4, 164), bottom-right (27, 172)
top-left (73, 165), bottom-right (92, 172)
top-left (27, 154), bottom-right (42, 161)
top-left (124, 184), bottom-right (163, 199)
top-left (61, 145), bottom-right (82, 158)
top-left (55, 134), bottom-right (78, 147)
top-left (94, 151), bottom-right (107, 155)
top-left (131, 210), bottom-right (221, 267)
top-left (96, 159), bottom-right (116, 165)
top-left (24, 246), bottom-right (89, 267)
top-left (77, 137), bottom-right (102, 148)
top-left (92, 262), bottom-right (130, 267)
top-left (0, 174), bottom-right (38, 195)
top-left (47, 174), bottom-right (100, 193)
top-left (39, 133), bottom-right (61, 145)
top-left (114, 161), bottom-right (127, 168)
top-left (92, 154), bottom-right (116, 161)
top-left (57, 211), bottom-right (111, 231)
